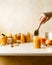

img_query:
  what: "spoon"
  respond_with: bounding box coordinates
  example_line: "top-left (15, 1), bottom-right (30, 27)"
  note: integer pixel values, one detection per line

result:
top-left (34, 22), bottom-right (42, 36)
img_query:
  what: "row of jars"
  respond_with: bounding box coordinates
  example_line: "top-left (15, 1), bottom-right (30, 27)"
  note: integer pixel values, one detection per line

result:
top-left (0, 33), bottom-right (31, 46)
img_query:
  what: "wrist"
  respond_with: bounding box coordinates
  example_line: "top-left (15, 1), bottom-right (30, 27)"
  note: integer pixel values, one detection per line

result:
top-left (45, 12), bottom-right (52, 17)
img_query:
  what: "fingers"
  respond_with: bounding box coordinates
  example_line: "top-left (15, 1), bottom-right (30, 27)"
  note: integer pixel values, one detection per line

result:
top-left (39, 13), bottom-right (49, 24)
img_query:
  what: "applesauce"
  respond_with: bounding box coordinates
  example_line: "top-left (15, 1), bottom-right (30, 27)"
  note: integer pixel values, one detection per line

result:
top-left (33, 36), bottom-right (41, 48)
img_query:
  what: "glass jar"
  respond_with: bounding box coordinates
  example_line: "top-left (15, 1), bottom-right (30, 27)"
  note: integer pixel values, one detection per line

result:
top-left (20, 34), bottom-right (25, 43)
top-left (25, 33), bottom-right (31, 42)
top-left (33, 35), bottom-right (41, 48)
top-left (0, 34), bottom-right (7, 46)
top-left (12, 34), bottom-right (17, 43)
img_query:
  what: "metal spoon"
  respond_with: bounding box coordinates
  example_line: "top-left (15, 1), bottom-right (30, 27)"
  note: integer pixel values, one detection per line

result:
top-left (34, 23), bottom-right (42, 36)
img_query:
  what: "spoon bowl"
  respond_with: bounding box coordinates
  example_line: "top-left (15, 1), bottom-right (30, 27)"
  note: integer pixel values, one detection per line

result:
top-left (34, 23), bottom-right (41, 36)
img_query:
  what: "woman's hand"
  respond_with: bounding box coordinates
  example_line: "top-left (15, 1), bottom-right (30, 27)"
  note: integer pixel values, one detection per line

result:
top-left (39, 12), bottom-right (52, 24)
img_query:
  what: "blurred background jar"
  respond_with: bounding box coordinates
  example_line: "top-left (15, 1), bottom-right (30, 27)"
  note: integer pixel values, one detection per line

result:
top-left (20, 34), bottom-right (25, 43)
top-left (7, 38), bottom-right (13, 44)
top-left (25, 33), bottom-right (31, 42)
top-left (12, 34), bottom-right (17, 43)
top-left (17, 33), bottom-right (21, 40)
top-left (0, 34), bottom-right (7, 46)
top-left (6, 33), bottom-right (12, 38)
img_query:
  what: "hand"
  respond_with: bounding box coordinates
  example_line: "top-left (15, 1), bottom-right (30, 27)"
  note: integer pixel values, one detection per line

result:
top-left (39, 12), bottom-right (52, 24)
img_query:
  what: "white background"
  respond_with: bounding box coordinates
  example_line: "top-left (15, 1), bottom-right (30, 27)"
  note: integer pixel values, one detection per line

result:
top-left (0, 0), bottom-right (52, 37)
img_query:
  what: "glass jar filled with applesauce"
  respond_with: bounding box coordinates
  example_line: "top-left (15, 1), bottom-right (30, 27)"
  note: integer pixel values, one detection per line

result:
top-left (0, 34), bottom-right (7, 46)
top-left (20, 34), bottom-right (25, 43)
top-left (33, 33), bottom-right (41, 48)
top-left (25, 33), bottom-right (31, 42)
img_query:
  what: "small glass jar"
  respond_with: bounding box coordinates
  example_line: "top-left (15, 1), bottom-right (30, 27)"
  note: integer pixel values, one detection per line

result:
top-left (7, 38), bottom-right (13, 44)
top-left (33, 35), bottom-right (41, 48)
top-left (12, 34), bottom-right (17, 43)
top-left (25, 33), bottom-right (31, 42)
top-left (6, 33), bottom-right (12, 38)
top-left (20, 34), bottom-right (25, 43)
top-left (0, 34), bottom-right (7, 46)
top-left (17, 33), bottom-right (21, 40)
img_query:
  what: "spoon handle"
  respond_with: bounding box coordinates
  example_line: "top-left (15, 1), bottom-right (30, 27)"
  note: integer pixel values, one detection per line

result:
top-left (38, 22), bottom-right (42, 30)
